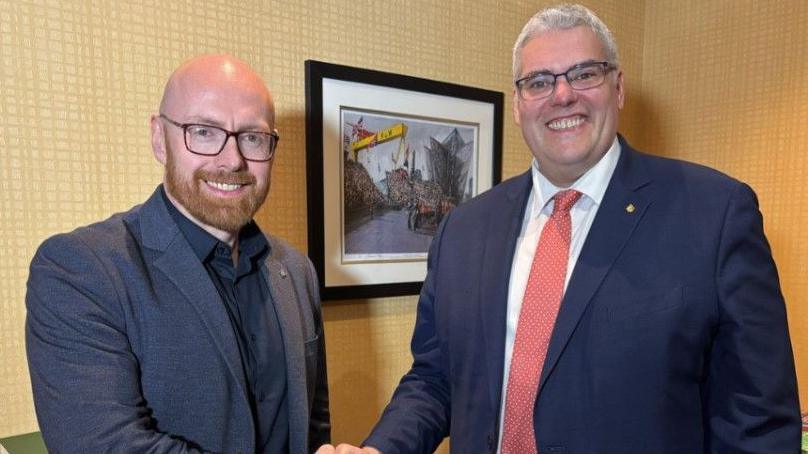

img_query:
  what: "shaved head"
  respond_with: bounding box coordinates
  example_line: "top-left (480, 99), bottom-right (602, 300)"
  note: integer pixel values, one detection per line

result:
top-left (159, 54), bottom-right (275, 125)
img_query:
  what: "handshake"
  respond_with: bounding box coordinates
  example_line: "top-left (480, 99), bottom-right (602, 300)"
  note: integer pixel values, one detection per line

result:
top-left (315, 444), bottom-right (381, 454)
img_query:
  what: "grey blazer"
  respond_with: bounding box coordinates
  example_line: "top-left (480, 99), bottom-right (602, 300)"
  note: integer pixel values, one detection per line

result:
top-left (26, 186), bottom-right (330, 453)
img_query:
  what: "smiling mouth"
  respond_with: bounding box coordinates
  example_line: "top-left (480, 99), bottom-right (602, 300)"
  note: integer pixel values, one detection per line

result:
top-left (205, 180), bottom-right (245, 192)
top-left (547, 116), bottom-right (585, 131)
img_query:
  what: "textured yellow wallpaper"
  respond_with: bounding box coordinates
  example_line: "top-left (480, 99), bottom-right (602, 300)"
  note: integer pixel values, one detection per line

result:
top-left (3, 0), bottom-right (802, 448)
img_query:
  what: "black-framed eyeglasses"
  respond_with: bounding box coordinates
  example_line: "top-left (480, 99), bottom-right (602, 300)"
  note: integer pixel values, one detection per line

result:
top-left (159, 114), bottom-right (279, 162)
top-left (515, 61), bottom-right (616, 101)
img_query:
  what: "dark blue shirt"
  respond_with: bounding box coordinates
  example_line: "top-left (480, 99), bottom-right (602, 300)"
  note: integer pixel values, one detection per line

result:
top-left (162, 188), bottom-right (289, 453)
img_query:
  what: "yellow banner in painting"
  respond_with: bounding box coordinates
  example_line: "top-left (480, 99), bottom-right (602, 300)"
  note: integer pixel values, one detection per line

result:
top-left (350, 123), bottom-right (408, 154)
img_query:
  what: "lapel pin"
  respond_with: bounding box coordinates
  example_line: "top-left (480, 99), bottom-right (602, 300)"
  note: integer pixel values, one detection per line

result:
top-left (279, 269), bottom-right (288, 279)
top-left (625, 203), bottom-right (636, 213)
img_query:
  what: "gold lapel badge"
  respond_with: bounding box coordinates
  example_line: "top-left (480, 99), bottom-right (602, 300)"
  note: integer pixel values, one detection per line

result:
top-left (625, 203), bottom-right (636, 214)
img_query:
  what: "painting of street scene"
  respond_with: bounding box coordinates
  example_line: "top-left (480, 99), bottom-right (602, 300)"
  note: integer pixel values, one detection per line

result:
top-left (341, 109), bottom-right (478, 261)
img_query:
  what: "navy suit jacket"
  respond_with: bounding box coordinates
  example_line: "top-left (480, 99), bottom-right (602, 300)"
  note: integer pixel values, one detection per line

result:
top-left (365, 138), bottom-right (800, 453)
top-left (26, 187), bottom-right (330, 453)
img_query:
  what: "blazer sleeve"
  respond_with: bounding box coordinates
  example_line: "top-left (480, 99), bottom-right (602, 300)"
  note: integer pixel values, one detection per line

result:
top-left (25, 234), bottom-right (206, 453)
top-left (707, 182), bottom-right (801, 452)
top-left (363, 216), bottom-right (452, 454)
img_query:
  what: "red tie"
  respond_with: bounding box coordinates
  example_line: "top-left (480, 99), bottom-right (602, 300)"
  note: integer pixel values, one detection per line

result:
top-left (501, 189), bottom-right (582, 454)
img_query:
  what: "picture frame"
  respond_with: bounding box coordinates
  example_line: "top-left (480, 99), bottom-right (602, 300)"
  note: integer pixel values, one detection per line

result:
top-left (305, 60), bottom-right (503, 300)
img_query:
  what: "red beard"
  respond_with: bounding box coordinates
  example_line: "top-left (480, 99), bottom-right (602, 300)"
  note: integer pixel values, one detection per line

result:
top-left (164, 150), bottom-right (268, 233)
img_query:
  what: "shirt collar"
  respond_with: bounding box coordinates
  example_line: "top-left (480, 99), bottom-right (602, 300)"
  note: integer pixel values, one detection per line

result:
top-left (529, 136), bottom-right (621, 218)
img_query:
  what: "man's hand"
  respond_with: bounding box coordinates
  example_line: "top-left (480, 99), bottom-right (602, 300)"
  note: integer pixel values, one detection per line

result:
top-left (315, 443), bottom-right (381, 454)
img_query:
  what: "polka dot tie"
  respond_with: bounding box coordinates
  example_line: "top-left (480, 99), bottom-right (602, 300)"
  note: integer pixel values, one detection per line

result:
top-left (501, 189), bottom-right (582, 454)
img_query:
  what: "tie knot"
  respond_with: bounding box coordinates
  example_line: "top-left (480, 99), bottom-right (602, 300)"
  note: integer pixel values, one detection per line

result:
top-left (552, 189), bottom-right (582, 215)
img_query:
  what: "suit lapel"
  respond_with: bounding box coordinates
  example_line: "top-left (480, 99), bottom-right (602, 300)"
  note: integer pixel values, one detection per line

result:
top-left (130, 188), bottom-right (250, 403)
top-left (539, 143), bottom-right (652, 391)
top-left (480, 171), bottom-right (533, 413)
top-left (262, 247), bottom-right (307, 454)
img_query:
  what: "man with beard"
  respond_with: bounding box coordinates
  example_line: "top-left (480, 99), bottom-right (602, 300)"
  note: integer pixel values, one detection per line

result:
top-left (26, 54), bottom-right (330, 453)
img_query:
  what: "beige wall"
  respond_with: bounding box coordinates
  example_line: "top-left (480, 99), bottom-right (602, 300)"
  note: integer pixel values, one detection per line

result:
top-left (1, 0), bottom-right (803, 445)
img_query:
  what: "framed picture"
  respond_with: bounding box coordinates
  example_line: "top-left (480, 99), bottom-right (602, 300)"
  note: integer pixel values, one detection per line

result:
top-left (305, 60), bottom-right (503, 300)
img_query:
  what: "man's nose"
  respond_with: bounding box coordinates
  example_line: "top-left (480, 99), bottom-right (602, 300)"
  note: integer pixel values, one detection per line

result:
top-left (215, 135), bottom-right (247, 170)
top-left (549, 76), bottom-right (577, 105)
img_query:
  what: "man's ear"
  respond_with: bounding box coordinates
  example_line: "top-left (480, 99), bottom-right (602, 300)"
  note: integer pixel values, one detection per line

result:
top-left (150, 115), bottom-right (167, 165)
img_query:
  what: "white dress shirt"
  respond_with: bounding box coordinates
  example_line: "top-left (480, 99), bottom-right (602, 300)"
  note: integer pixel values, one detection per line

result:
top-left (496, 138), bottom-right (621, 452)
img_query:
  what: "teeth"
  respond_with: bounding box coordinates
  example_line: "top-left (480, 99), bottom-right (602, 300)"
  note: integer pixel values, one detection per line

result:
top-left (207, 181), bottom-right (242, 192)
top-left (548, 116), bottom-right (584, 130)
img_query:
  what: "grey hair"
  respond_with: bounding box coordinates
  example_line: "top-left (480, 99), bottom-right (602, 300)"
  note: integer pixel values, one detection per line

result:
top-left (512, 4), bottom-right (620, 79)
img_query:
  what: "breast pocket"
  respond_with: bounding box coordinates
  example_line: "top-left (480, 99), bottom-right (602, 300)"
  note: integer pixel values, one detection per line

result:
top-left (591, 284), bottom-right (717, 356)
top-left (604, 286), bottom-right (685, 323)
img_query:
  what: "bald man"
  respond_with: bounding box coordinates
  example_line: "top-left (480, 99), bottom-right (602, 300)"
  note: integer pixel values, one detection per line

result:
top-left (26, 54), bottom-right (330, 453)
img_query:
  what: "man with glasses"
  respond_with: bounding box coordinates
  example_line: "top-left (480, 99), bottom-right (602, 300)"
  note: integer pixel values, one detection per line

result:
top-left (26, 54), bottom-right (330, 453)
top-left (320, 4), bottom-right (799, 454)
